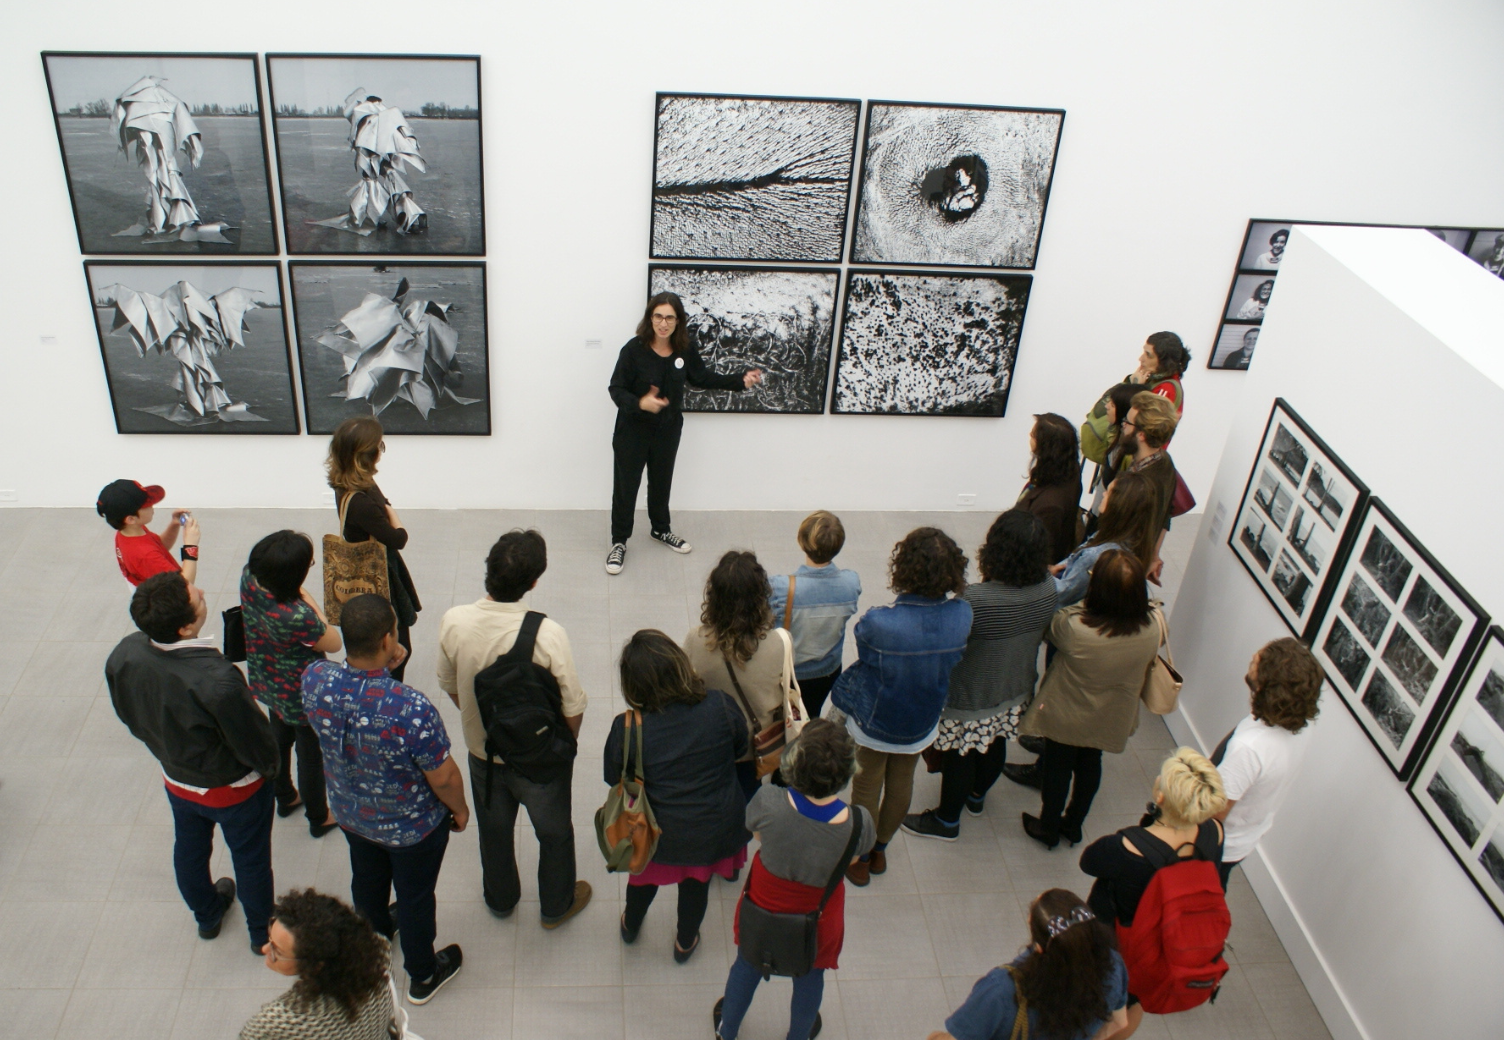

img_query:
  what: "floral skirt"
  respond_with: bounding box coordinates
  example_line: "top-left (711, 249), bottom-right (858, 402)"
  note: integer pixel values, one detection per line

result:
top-left (933, 704), bottom-right (1025, 754)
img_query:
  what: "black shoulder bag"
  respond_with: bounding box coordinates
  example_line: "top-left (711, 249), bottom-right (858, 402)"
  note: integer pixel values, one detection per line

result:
top-left (736, 811), bottom-right (863, 979)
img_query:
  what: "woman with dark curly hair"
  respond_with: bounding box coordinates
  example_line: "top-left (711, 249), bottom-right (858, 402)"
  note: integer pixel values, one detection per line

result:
top-left (241, 889), bottom-right (395, 1040)
top-left (830, 528), bottom-right (972, 885)
top-left (607, 631), bottom-right (750, 963)
top-left (903, 511), bottom-right (1058, 841)
top-left (931, 888), bottom-right (1129, 1040)
top-left (1210, 638), bottom-right (1323, 889)
top-left (684, 551), bottom-right (795, 801)
top-left (1018, 414), bottom-right (1084, 564)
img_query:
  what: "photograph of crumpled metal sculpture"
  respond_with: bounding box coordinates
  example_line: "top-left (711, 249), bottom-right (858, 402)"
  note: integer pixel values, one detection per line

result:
top-left (268, 55), bottom-right (485, 256)
top-left (851, 101), bottom-right (1065, 269)
top-left (43, 52), bottom-right (278, 255)
top-left (289, 262), bottom-right (490, 435)
top-left (83, 261), bottom-right (300, 434)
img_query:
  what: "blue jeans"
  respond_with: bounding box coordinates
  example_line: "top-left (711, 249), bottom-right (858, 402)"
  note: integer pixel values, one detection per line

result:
top-left (345, 821), bottom-right (451, 981)
top-left (719, 955), bottom-right (824, 1040)
top-left (166, 782), bottom-right (275, 946)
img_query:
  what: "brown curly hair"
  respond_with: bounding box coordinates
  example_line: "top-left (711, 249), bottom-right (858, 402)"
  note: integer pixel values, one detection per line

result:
top-left (700, 551), bottom-right (774, 663)
top-left (889, 527), bottom-right (968, 598)
top-left (1251, 637), bottom-right (1323, 732)
top-left (273, 889), bottom-right (388, 1021)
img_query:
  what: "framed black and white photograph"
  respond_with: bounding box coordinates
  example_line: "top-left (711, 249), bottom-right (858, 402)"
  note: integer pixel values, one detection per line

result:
top-left (1223, 274), bottom-right (1276, 322)
top-left (1238, 221), bottom-right (1294, 272)
top-left (1227, 398), bottom-right (1368, 636)
top-left (850, 101), bottom-right (1064, 269)
top-left (83, 260), bottom-right (299, 434)
top-left (1209, 323), bottom-right (1260, 371)
top-left (1410, 628), bottom-right (1504, 922)
top-left (287, 262), bottom-right (490, 435)
top-left (1426, 228), bottom-right (1474, 253)
top-left (43, 52), bottom-right (278, 255)
top-left (831, 269), bottom-right (1031, 416)
top-left (1312, 499), bottom-right (1489, 778)
top-left (649, 94), bottom-right (859, 263)
top-left (267, 54), bottom-right (484, 256)
top-left (647, 264), bottom-right (838, 414)
top-left (1466, 229), bottom-right (1504, 278)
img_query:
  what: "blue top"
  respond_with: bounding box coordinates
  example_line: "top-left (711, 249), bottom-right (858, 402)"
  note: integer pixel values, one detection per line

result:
top-left (945, 951), bottom-right (1128, 1040)
top-left (302, 660), bottom-right (452, 848)
top-left (830, 593), bottom-right (972, 747)
top-left (1052, 540), bottom-right (1124, 607)
top-left (769, 563), bottom-right (863, 679)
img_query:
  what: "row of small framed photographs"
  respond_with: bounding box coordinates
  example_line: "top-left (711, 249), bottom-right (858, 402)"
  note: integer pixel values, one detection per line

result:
top-left (1228, 399), bottom-right (1504, 920)
top-left (1208, 220), bottom-right (1504, 371)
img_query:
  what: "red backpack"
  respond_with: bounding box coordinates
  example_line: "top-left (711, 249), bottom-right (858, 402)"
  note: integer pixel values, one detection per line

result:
top-left (1115, 827), bottom-right (1231, 1014)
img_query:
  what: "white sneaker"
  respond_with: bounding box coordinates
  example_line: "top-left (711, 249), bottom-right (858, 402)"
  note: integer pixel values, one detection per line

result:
top-left (605, 543), bottom-right (626, 575)
top-left (650, 530), bottom-right (692, 554)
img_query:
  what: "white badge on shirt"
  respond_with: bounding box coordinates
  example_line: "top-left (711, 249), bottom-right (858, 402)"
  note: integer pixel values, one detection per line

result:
top-left (674, 357), bottom-right (684, 369)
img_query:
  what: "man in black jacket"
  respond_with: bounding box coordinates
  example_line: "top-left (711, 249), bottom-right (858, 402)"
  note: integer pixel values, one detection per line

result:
top-left (106, 571), bottom-right (280, 953)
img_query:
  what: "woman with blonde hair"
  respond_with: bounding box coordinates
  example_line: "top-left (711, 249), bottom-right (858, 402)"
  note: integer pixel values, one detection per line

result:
top-left (326, 417), bottom-right (419, 681)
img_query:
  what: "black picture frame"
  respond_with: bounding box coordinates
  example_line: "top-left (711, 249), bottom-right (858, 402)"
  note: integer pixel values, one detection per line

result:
top-left (1226, 398), bottom-right (1369, 637)
top-left (649, 93), bottom-right (860, 264)
top-left (1313, 499), bottom-right (1490, 779)
top-left (266, 53), bottom-right (485, 256)
top-left (82, 259), bottom-right (300, 434)
top-left (42, 51), bottom-right (280, 256)
top-left (1210, 322), bottom-right (1261, 371)
top-left (1466, 229), bottom-right (1504, 278)
top-left (848, 100), bottom-right (1065, 269)
top-left (286, 260), bottom-right (490, 435)
top-left (646, 264), bottom-right (840, 414)
top-left (831, 268), bottom-right (1032, 416)
top-left (1409, 627), bottom-right (1504, 923)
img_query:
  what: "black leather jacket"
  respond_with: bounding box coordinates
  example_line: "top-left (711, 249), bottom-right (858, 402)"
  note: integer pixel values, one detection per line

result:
top-left (106, 632), bottom-right (279, 788)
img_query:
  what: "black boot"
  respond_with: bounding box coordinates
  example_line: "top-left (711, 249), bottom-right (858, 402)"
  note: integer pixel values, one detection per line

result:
top-left (1003, 761), bottom-right (1043, 790)
top-left (1021, 813), bottom-right (1060, 850)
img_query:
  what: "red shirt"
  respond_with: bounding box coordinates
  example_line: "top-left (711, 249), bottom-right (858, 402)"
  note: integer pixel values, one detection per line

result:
top-left (115, 529), bottom-right (179, 586)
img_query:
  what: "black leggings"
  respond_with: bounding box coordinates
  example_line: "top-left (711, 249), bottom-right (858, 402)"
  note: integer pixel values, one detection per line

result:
top-left (936, 739), bottom-right (1009, 822)
top-left (1038, 739), bottom-right (1104, 832)
top-left (271, 716), bottom-right (327, 823)
top-left (624, 878), bottom-right (709, 947)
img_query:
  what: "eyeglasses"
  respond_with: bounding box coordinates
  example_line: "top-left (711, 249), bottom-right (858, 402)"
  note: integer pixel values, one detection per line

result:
top-left (1120, 420), bottom-right (1138, 431)
top-left (264, 920), bottom-right (297, 964)
top-left (651, 315), bottom-right (677, 324)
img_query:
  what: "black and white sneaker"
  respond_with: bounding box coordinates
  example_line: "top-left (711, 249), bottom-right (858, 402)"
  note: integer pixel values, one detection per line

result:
top-left (605, 543), bottom-right (627, 575)
top-left (650, 530), bottom-right (692, 554)
top-left (407, 944), bottom-right (462, 1005)
top-left (901, 809), bottom-right (960, 842)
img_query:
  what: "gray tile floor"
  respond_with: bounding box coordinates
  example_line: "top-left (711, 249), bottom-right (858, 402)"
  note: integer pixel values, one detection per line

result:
top-left (0, 507), bottom-right (1332, 1040)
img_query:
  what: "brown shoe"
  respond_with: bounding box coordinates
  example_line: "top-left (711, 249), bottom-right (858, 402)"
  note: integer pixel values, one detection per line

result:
top-left (869, 849), bottom-right (887, 875)
top-left (845, 859), bottom-right (871, 887)
top-left (541, 881), bottom-right (592, 930)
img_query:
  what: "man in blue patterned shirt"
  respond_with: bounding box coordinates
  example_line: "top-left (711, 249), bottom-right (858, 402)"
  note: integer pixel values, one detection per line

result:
top-left (303, 593), bottom-right (470, 1006)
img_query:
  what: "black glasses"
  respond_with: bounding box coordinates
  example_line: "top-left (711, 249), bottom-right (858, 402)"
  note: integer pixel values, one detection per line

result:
top-left (651, 315), bottom-right (676, 323)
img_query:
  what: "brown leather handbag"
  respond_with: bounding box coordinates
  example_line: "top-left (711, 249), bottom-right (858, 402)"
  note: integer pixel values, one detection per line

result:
top-left (322, 491), bottom-right (390, 625)
top-left (594, 710), bottom-right (661, 874)
top-left (724, 657), bottom-right (789, 779)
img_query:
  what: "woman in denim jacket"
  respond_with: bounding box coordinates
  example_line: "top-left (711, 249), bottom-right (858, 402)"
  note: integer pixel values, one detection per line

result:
top-left (1050, 472), bottom-right (1161, 607)
top-left (768, 511), bottom-right (863, 719)
top-left (831, 528), bottom-right (971, 886)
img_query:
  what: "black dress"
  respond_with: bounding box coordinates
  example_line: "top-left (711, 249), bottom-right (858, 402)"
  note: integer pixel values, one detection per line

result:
top-left (338, 484), bottom-right (420, 682)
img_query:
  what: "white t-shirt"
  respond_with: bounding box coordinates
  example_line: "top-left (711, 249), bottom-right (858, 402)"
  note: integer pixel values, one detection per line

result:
top-left (1219, 713), bottom-right (1311, 863)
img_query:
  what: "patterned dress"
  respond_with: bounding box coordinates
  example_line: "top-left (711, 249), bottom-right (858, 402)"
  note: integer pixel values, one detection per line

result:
top-left (238, 980), bottom-right (395, 1040)
top-left (240, 567), bottom-right (327, 724)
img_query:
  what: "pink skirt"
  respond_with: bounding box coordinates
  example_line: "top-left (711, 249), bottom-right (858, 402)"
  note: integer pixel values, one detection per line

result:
top-left (629, 846), bottom-right (748, 887)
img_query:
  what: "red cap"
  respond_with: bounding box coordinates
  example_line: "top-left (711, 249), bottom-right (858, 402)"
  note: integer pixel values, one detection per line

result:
top-left (96, 480), bottom-right (166, 527)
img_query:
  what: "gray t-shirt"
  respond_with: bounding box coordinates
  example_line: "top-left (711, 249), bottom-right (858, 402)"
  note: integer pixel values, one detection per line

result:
top-left (746, 785), bottom-right (876, 888)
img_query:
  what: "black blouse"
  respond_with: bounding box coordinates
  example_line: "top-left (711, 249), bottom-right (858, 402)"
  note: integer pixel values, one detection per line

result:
top-left (1079, 820), bottom-right (1223, 926)
top-left (607, 337), bottom-right (747, 428)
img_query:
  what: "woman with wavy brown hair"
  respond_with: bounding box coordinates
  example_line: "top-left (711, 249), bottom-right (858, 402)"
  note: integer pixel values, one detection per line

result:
top-left (241, 888), bottom-right (395, 1040)
top-left (1018, 413), bottom-right (1084, 564)
top-left (684, 551), bottom-right (795, 802)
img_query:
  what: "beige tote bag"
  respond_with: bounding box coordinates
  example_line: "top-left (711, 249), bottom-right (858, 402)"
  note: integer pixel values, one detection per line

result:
top-left (1140, 606), bottom-right (1183, 715)
top-left (322, 491), bottom-right (390, 625)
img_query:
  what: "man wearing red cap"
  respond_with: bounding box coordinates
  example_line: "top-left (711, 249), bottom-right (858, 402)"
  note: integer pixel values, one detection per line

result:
top-left (96, 479), bottom-right (201, 586)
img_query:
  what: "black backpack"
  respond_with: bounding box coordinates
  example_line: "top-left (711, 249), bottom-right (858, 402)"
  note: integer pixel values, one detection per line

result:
top-left (473, 611), bottom-right (577, 802)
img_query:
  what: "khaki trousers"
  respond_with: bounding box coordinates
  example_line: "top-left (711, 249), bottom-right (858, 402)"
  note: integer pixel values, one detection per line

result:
top-left (851, 746), bottom-right (920, 844)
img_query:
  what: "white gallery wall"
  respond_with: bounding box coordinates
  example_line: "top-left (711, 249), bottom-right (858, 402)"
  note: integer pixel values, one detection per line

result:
top-left (1168, 225), bottom-right (1504, 1040)
top-left (0, 1), bottom-right (1502, 511)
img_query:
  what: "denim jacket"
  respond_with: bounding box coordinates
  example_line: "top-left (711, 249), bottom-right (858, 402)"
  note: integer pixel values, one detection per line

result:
top-left (1053, 540), bottom-right (1124, 607)
top-left (830, 594), bottom-right (973, 746)
top-left (769, 564), bottom-right (863, 679)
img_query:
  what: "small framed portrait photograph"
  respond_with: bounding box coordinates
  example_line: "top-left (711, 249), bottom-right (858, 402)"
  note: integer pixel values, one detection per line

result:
top-left (1467, 230), bottom-right (1504, 278)
top-left (1224, 274), bottom-right (1276, 322)
top-left (1426, 228), bottom-right (1473, 252)
top-left (1238, 221), bottom-right (1294, 272)
top-left (1209, 323), bottom-right (1260, 371)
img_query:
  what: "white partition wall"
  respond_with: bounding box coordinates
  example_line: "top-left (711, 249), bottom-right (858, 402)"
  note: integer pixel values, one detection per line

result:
top-left (1167, 225), bottom-right (1504, 1040)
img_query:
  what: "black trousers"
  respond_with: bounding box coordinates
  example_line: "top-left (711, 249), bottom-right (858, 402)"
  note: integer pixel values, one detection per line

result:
top-left (611, 418), bottom-right (682, 544)
top-left (271, 716), bottom-right (328, 825)
top-left (468, 755), bottom-right (578, 918)
top-left (797, 669), bottom-right (841, 722)
top-left (1038, 738), bottom-right (1104, 833)
top-left (391, 621), bottom-right (412, 684)
top-left (345, 821), bottom-right (450, 981)
top-left (936, 738), bottom-right (1009, 822)
top-left (624, 877), bottom-right (709, 947)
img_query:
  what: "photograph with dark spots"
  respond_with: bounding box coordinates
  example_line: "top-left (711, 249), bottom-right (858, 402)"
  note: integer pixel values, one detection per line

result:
top-left (1253, 469), bottom-right (1294, 531)
top-left (1301, 460), bottom-right (1351, 530)
top-left (1323, 617), bottom-right (1371, 691)
top-left (1428, 761), bottom-right (1484, 847)
top-left (1267, 423), bottom-right (1309, 487)
top-left (1403, 575), bottom-right (1463, 657)
top-left (1340, 574), bottom-right (1391, 648)
top-left (852, 102), bottom-right (1063, 268)
top-left (1382, 625), bottom-right (1439, 703)
top-left (1452, 710), bottom-right (1504, 803)
top-left (1271, 549), bottom-right (1312, 614)
top-left (832, 270), bottom-right (1032, 416)
top-left (1360, 525), bottom-right (1413, 601)
top-left (1237, 508), bottom-right (1277, 571)
top-left (651, 94), bottom-right (859, 262)
top-left (1361, 672), bottom-right (1414, 748)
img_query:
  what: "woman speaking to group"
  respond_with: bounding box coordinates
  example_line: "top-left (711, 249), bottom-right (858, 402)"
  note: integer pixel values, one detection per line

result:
top-left (605, 292), bottom-right (761, 575)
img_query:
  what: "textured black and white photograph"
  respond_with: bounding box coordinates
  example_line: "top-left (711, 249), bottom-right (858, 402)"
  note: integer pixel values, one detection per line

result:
top-left (1209, 323), bottom-right (1259, 371)
top-left (1238, 221), bottom-right (1294, 271)
top-left (1314, 499), bottom-right (1488, 777)
top-left (267, 55), bottom-right (484, 255)
top-left (43, 53), bottom-right (278, 255)
top-left (850, 101), bottom-right (1064, 269)
top-left (647, 265), bottom-right (838, 413)
top-left (649, 94), bottom-right (859, 263)
top-left (288, 262), bottom-right (489, 435)
top-left (1227, 399), bottom-right (1368, 637)
top-left (84, 261), bottom-right (298, 434)
top-left (1410, 628), bottom-right (1504, 922)
top-left (1467, 229), bottom-right (1504, 278)
top-left (1224, 274), bottom-right (1276, 322)
top-left (831, 269), bottom-right (1032, 416)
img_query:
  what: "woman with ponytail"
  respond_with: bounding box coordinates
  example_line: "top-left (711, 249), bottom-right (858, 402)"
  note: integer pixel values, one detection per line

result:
top-left (929, 888), bottom-right (1130, 1040)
